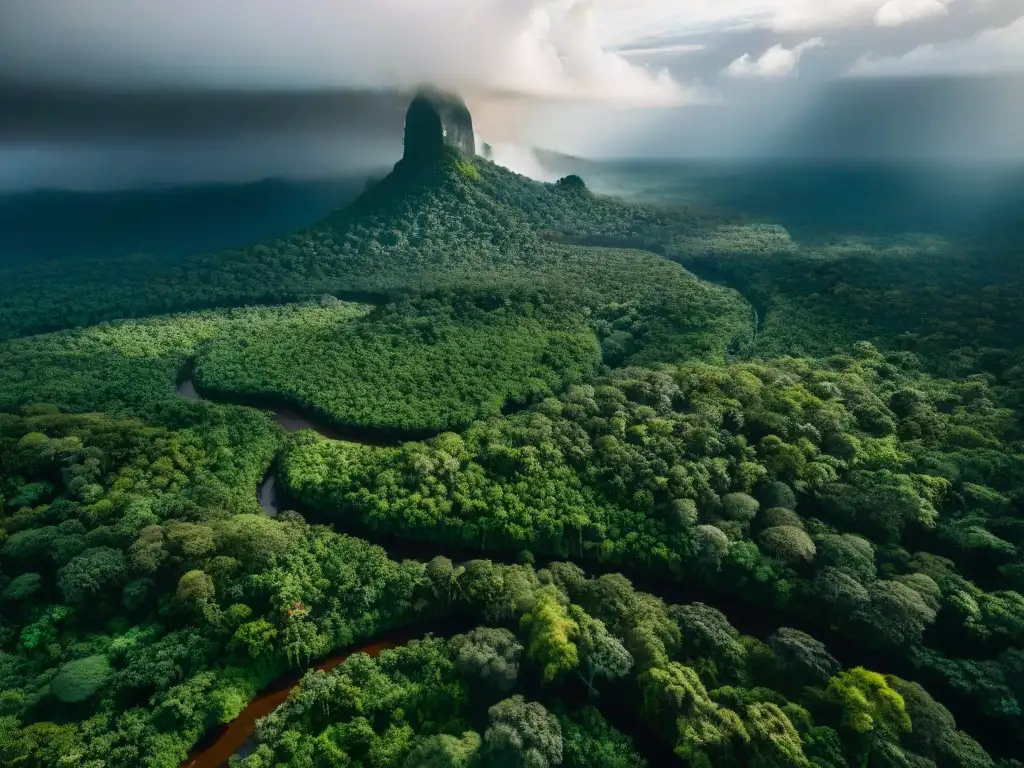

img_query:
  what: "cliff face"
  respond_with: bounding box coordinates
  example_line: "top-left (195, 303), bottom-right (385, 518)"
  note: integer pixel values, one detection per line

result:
top-left (403, 89), bottom-right (476, 164)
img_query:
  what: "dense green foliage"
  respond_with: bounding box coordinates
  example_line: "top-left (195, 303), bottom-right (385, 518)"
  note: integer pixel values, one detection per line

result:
top-left (0, 409), bottom-right (443, 765)
top-left (486, 159), bottom-right (1024, 375)
top-left (194, 293), bottom-right (600, 434)
top-left (676, 235), bottom-right (1024, 375)
top-left (1, 136), bottom-right (1023, 766)
top-left (283, 345), bottom-right (1024, 728)
top-left (234, 631), bottom-right (644, 768)
top-left (3, 403), bottom-right (1014, 766)
top-left (229, 561), bottom-right (1006, 768)
top-left (0, 296), bottom-right (596, 436)
top-left (0, 157), bottom-right (752, 371)
top-left (0, 302), bottom-right (362, 420)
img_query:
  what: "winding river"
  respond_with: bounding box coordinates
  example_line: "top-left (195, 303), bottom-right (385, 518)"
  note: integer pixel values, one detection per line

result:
top-left (181, 638), bottom-right (401, 768)
top-left (173, 378), bottom-right (676, 768)
top-left (178, 376), bottom-right (394, 517)
top-left (176, 377), bottom-right (1015, 765)
top-left (177, 377), bottom-right (394, 445)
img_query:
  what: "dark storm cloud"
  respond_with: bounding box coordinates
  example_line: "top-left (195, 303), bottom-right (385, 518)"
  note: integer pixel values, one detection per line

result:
top-left (0, 85), bottom-right (408, 143)
top-left (0, 85), bottom-right (411, 190)
top-left (0, 1), bottom-right (685, 105)
top-left (0, 1), bottom-right (689, 189)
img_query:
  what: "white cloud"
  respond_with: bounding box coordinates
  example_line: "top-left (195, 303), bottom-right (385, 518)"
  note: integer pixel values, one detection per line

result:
top-left (585, 0), bottom-right (775, 43)
top-left (591, 0), bottom-right (919, 38)
top-left (874, 0), bottom-right (953, 26)
top-left (595, 0), bottom-right (993, 35)
top-left (851, 14), bottom-right (1024, 75)
top-left (770, 0), bottom-right (883, 31)
top-left (0, 0), bottom-right (690, 107)
top-left (725, 37), bottom-right (826, 78)
top-left (504, 2), bottom-right (694, 105)
top-left (0, 0), bottom-right (1014, 111)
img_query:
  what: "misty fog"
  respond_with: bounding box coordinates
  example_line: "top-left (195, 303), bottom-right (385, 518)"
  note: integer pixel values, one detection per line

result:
top-left (2, 75), bottom-right (1023, 192)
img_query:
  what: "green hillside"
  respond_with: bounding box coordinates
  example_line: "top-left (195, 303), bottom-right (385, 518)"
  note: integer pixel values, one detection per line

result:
top-left (0, 154), bottom-right (753, 367)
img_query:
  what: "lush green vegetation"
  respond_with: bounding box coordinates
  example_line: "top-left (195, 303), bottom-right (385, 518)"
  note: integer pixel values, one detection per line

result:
top-left (206, 557), bottom-right (1003, 768)
top-left (0, 302), bottom-right (362, 420)
top-left (0, 408), bottom-right (471, 766)
top-left (5, 409), bottom-right (999, 767)
top-left (0, 156), bottom-right (752, 369)
top-left (1, 131), bottom-right (1023, 766)
top-left (194, 293), bottom-right (600, 434)
top-left (235, 632), bottom-right (647, 768)
top-left (281, 344), bottom-right (1024, 726)
top-left (0, 295), bottom-right (597, 436)
top-left (675, 236), bottom-right (1024, 376)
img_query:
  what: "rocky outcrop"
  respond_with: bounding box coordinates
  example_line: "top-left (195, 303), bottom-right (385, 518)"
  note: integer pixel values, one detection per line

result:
top-left (403, 88), bottom-right (475, 164)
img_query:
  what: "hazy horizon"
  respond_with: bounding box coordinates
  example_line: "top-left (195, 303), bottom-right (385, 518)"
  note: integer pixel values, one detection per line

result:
top-left (2, 0), bottom-right (1022, 190)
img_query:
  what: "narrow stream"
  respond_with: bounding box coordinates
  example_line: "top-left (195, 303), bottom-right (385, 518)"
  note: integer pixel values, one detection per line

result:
top-left (178, 375), bottom-right (400, 520)
top-left (181, 640), bottom-right (400, 768)
top-left (175, 372), bottom-right (675, 767)
top-left (180, 614), bottom-right (682, 768)
top-left (257, 473), bottom-right (278, 517)
top-left (177, 377), bottom-right (401, 444)
top-left (179, 620), bottom-right (477, 768)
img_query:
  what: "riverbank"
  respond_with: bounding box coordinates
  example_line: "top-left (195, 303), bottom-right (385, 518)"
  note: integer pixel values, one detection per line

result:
top-left (177, 376), bottom-right (419, 445)
top-left (179, 619), bottom-right (479, 768)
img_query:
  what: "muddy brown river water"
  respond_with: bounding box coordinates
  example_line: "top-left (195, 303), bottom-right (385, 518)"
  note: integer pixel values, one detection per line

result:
top-left (179, 637), bottom-right (403, 768)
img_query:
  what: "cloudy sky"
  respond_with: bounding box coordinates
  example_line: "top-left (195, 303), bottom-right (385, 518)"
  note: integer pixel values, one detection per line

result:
top-left (1, 0), bottom-right (1022, 188)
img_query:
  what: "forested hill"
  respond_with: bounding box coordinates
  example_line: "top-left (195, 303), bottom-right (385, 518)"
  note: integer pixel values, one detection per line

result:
top-left (4, 146), bottom-right (1021, 380)
top-left (0, 149), bottom-right (754, 367)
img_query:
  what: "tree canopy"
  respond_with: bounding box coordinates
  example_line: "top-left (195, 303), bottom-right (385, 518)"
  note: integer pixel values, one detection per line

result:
top-left (1, 137), bottom-right (1022, 767)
